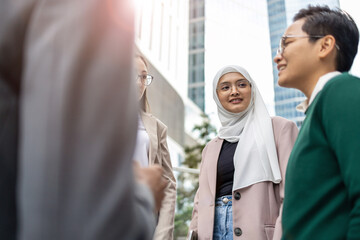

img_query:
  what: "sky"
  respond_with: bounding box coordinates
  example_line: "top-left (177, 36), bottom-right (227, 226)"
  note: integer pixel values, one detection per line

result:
top-left (204, 0), bottom-right (277, 124)
top-left (339, 0), bottom-right (360, 77)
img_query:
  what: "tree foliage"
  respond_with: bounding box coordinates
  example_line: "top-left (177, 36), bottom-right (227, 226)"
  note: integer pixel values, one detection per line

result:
top-left (174, 114), bottom-right (217, 239)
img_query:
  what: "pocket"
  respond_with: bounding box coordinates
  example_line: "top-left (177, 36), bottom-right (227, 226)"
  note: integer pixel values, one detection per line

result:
top-left (188, 230), bottom-right (198, 240)
top-left (264, 225), bottom-right (275, 240)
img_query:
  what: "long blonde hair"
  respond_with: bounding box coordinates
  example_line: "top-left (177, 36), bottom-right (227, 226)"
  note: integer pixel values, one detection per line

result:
top-left (136, 55), bottom-right (150, 112)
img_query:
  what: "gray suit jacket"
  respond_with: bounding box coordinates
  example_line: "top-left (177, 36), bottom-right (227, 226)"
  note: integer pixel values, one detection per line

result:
top-left (0, 0), bottom-right (155, 239)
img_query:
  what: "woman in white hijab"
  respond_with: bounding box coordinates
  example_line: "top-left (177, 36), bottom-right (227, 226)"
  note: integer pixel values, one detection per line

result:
top-left (189, 65), bottom-right (298, 240)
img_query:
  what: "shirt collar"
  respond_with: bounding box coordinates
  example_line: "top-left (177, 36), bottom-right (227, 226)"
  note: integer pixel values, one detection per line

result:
top-left (296, 71), bottom-right (341, 113)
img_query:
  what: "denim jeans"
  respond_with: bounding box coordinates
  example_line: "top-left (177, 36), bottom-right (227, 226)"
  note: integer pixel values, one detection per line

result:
top-left (213, 195), bottom-right (233, 240)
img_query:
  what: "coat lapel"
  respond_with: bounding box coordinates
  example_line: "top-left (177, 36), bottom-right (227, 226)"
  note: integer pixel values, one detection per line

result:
top-left (206, 138), bottom-right (223, 197)
top-left (141, 112), bottom-right (158, 165)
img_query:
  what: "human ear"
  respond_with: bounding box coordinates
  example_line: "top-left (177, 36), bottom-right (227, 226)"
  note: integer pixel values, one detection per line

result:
top-left (319, 35), bottom-right (337, 59)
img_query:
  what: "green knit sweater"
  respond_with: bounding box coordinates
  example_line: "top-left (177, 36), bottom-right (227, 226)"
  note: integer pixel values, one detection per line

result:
top-left (282, 73), bottom-right (360, 240)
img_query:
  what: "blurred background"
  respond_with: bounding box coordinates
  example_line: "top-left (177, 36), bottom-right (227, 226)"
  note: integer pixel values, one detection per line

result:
top-left (132, 0), bottom-right (360, 238)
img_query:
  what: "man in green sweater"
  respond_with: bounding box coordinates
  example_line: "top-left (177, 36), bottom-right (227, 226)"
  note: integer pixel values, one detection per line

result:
top-left (273, 5), bottom-right (360, 240)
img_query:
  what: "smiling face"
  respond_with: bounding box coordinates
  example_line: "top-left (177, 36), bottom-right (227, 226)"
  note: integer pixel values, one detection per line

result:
top-left (274, 19), bottom-right (320, 94)
top-left (216, 72), bottom-right (252, 113)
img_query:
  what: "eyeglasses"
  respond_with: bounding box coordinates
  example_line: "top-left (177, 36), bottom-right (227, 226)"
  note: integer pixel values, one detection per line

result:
top-left (276, 35), bottom-right (340, 55)
top-left (137, 74), bottom-right (153, 86)
top-left (216, 80), bottom-right (251, 94)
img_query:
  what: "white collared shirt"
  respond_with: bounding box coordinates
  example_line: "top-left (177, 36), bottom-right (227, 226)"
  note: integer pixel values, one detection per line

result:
top-left (296, 71), bottom-right (341, 113)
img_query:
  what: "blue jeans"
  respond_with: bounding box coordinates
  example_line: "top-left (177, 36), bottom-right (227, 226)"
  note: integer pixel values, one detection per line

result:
top-left (213, 195), bottom-right (233, 240)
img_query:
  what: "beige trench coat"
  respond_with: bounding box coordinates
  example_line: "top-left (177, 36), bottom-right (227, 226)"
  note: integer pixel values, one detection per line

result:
top-left (141, 112), bottom-right (177, 240)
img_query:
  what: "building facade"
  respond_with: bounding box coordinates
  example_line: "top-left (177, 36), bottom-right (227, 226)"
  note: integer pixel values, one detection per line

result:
top-left (135, 0), bottom-right (207, 173)
top-left (188, 0), bottom-right (205, 111)
top-left (134, 0), bottom-right (191, 169)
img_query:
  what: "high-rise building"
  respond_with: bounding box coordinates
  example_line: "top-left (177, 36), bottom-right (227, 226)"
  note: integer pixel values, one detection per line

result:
top-left (188, 0), bottom-right (205, 111)
top-left (267, 0), bottom-right (340, 127)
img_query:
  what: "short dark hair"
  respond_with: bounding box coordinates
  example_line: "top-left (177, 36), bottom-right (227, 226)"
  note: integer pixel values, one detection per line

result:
top-left (294, 5), bottom-right (359, 72)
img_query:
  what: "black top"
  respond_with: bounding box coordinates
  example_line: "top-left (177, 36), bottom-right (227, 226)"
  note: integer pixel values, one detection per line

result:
top-left (216, 140), bottom-right (237, 198)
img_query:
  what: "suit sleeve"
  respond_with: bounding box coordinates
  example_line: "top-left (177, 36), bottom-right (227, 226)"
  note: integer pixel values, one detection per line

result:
top-left (321, 77), bottom-right (360, 239)
top-left (16, 0), bottom-right (156, 239)
top-left (154, 125), bottom-right (177, 240)
top-left (273, 119), bottom-right (298, 240)
top-left (189, 189), bottom-right (200, 233)
top-left (0, 1), bottom-right (37, 238)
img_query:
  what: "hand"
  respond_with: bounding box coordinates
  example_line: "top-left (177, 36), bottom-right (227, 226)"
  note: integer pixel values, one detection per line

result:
top-left (134, 162), bottom-right (167, 212)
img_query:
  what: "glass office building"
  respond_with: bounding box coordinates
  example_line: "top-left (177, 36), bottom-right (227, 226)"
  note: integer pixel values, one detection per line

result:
top-left (188, 0), bottom-right (205, 111)
top-left (267, 0), bottom-right (339, 127)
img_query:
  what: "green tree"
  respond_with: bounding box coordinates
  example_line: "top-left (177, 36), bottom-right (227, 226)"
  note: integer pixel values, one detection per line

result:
top-left (174, 114), bottom-right (217, 239)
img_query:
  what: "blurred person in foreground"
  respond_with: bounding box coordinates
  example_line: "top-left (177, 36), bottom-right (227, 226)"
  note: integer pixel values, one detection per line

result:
top-left (0, 0), bottom-right (165, 239)
top-left (189, 65), bottom-right (298, 240)
top-left (274, 5), bottom-right (360, 240)
top-left (133, 55), bottom-right (176, 240)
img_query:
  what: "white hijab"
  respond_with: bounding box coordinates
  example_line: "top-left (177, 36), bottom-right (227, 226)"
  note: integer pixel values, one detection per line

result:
top-left (213, 65), bottom-right (281, 190)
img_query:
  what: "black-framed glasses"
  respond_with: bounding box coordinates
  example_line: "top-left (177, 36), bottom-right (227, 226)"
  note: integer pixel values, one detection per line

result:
top-left (276, 34), bottom-right (340, 55)
top-left (137, 74), bottom-right (153, 86)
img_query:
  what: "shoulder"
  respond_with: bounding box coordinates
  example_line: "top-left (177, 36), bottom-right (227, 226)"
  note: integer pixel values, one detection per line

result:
top-left (202, 137), bottom-right (222, 153)
top-left (330, 72), bottom-right (359, 82)
top-left (271, 116), bottom-right (297, 131)
top-left (206, 137), bottom-right (222, 147)
top-left (323, 73), bottom-right (360, 96)
top-left (143, 112), bottom-right (167, 130)
top-left (316, 73), bottom-right (360, 112)
top-left (316, 73), bottom-right (360, 126)
top-left (271, 116), bottom-right (298, 144)
top-left (200, 137), bottom-right (223, 164)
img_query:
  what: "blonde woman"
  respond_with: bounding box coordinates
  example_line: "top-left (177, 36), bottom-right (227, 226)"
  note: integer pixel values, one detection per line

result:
top-left (133, 55), bottom-right (176, 240)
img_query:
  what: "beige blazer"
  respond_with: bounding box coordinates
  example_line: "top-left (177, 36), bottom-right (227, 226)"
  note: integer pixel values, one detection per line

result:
top-left (141, 112), bottom-right (177, 240)
top-left (189, 116), bottom-right (298, 240)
